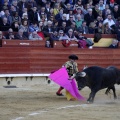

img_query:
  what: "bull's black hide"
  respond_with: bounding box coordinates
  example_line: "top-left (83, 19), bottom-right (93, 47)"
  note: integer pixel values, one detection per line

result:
top-left (75, 66), bottom-right (120, 103)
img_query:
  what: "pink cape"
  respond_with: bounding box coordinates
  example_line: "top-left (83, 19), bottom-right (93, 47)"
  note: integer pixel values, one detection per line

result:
top-left (49, 67), bottom-right (85, 100)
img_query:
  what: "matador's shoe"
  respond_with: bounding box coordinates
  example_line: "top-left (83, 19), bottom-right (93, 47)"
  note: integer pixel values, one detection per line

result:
top-left (56, 92), bottom-right (64, 96)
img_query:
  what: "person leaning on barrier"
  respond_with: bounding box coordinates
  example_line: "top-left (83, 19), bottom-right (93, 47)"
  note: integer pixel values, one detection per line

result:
top-left (29, 31), bottom-right (43, 40)
top-left (108, 39), bottom-right (119, 48)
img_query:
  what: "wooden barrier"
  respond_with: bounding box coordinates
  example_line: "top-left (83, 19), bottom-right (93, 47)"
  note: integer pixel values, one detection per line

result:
top-left (0, 47), bottom-right (120, 74)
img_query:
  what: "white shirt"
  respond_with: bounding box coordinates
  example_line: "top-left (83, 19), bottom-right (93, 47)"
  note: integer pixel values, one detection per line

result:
top-left (103, 18), bottom-right (115, 29)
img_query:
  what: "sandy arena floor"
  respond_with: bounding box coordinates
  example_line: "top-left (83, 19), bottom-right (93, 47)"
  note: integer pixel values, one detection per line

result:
top-left (0, 81), bottom-right (120, 120)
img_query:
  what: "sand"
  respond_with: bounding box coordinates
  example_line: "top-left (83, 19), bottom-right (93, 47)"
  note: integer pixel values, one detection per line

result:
top-left (0, 82), bottom-right (120, 120)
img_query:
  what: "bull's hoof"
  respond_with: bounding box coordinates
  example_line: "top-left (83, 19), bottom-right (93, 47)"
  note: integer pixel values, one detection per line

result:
top-left (87, 100), bottom-right (93, 104)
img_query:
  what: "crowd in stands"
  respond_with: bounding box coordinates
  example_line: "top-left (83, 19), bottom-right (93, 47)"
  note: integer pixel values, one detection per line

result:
top-left (0, 0), bottom-right (120, 48)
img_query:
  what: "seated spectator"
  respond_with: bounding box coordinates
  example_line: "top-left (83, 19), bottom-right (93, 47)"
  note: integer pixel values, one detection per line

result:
top-left (11, 21), bottom-right (20, 32)
top-left (102, 22), bottom-right (112, 34)
top-left (42, 20), bottom-right (54, 37)
top-left (96, 22), bottom-right (103, 34)
top-left (29, 31), bottom-right (43, 40)
top-left (6, 28), bottom-right (15, 40)
top-left (103, 14), bottom-right (115, 29)
top-left (12, 11), bottom-right (21, 24)
top-left (77, 21), bottom-right (89, 34)
top-left (29, 21), bottom-right (40, 32)
top-left (58, 30), bottom-right (68, 41)
top-left (88, 22), bottom-right (97, 34)
top-left (0, 17), bottom-right (10, 31)
top-left (57, 21), bottom-right (67, 33)
top-left (15, 29), bottom-right (28, 40)
top-left (65, 28), bottom-right (77, 41)
top-left (19, 19), bottom-right (29, 37)
top-left (75, 14), bottom-right (83, 28)
top-left (109, 39), bottom-right (119, 48)
top-left (0, 31), bottom-right (5, 40)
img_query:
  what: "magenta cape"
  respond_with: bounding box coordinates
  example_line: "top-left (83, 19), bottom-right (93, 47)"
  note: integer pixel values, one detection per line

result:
top-left (49, 67), bottom-right (85, 100)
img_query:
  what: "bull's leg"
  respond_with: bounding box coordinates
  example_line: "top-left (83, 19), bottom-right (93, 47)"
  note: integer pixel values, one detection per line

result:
top-left (111, 86), bottom-right (117, 99)
top-left (87, 91), bottom-right (97, 103)
top-left (105, 86), bottom-right (117, 99)
top-left (105, 88), bottom-right (110, 95)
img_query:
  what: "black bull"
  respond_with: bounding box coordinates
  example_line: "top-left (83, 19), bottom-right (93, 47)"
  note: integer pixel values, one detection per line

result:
top-left (75, 66), bottom-right (120, 103)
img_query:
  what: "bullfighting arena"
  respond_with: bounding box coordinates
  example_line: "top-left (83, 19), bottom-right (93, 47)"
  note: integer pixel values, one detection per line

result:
top-left (0, 78), bottom-right (120, 120)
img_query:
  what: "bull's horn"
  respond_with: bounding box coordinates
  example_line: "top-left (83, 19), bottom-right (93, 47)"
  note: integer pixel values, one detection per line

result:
top-left (80, 72), bottom-right (86, 77)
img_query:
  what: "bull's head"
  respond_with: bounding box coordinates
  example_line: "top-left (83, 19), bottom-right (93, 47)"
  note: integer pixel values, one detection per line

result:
top-left (75, 72), bottom-right (87, 90)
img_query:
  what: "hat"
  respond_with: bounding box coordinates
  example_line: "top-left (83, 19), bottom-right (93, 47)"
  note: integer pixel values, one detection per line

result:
top-left (69, 54), bottom-right (78, 60)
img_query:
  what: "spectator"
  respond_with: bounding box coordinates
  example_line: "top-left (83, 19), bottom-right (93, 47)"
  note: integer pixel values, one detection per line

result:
top-left (75, 14), bottom-right (83, 28)
top-left (42, 20), bottom-right (54, 37)
top-left (6, 28), bottom-right (15, 40)
top-left (103, 14), bottom-right (115, 29)
top-left (29, 21), bottom-right (39, 32)
top-left (88, 22), bottom-right (97, 34)
top-left (0, 17), bottom-right (10, 31)
top-left (0, 31), bottom-right (5, 40)
top-left (57, 21), bottom-right (67, 33)
top-left (84, 8), bottom-right (95, 26)
top-left (1, 9), bottom-right (12, 25)
top-left (15, 29), bottom-right (28, 40)
top-left (98, 0), bottom-right (105, 11)
top-left (109, 39), bottom-right (119, 48)
top-left (53, 3), bottom-right (60, 16)
top-left (29, 31), bottom-right (43, 40)
top-left (77, 21), bottom-right (89, 34)
top-left (102, 22), bottom-right (112, 34)
top-left (11, 21), bottom-right (20, 32)
top-left (12, 11), bottom-right (21, 24)
top-left (38, 21), bottom-right (44, 32)
top-left (74, 7), bottom-right (84, 20)
top-left (19, 19), bottom-right (29, 37)
top-left (65, 28), bottom-right (77, 41)
top-left (67, 15), bottom-right (75, 26)
top-left (112, 5), bottom-right (120, 20)
top-left (55, 8), bottom-right (63, 21)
